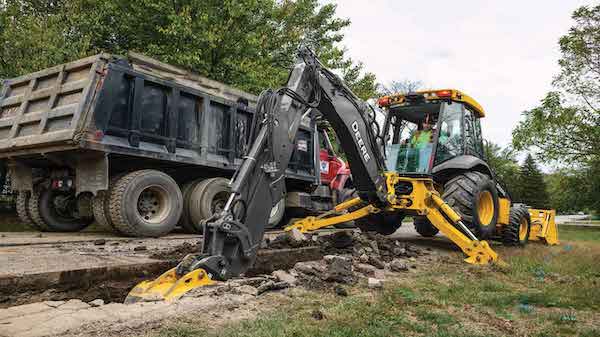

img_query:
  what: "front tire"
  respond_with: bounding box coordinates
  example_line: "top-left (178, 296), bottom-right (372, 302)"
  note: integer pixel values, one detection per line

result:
top-left (442, 171), bottom-right (499, 239)
top-left (109, 170), bottom-right (182, 237)
top-left (502, 204), bottom-right (530, 246)
top-left (414, 217), bottom-right (439, 237)
top-left (356, 212), bottom-right (404, 236)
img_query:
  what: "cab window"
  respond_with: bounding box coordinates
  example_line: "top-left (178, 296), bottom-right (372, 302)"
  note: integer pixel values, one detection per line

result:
top-left (434, 102), bottom-right (463, 165)
top-left (464, 107), bottom-right (483, 158)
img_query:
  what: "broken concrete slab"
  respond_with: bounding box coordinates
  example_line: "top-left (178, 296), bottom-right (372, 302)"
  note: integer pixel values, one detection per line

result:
top-left (272, 270), bottom-right (297, 286)
top-left (0, 292), bottom-right (251, 337)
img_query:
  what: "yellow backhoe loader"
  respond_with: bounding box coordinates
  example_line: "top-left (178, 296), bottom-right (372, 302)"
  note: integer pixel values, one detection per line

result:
top-left (126, 48), bottom-right (558, 303)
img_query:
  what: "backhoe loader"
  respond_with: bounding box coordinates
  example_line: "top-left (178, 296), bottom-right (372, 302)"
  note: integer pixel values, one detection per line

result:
top-left (126, 47), bottom-right (558, 303)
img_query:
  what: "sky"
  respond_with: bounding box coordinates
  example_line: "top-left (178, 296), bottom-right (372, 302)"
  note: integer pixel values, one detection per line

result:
top-left (325, 0), bottom-right (595, 148)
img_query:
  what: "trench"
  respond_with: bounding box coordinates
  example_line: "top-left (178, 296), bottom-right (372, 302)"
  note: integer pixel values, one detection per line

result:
top-left (0, 246), bottom-right (322, 308)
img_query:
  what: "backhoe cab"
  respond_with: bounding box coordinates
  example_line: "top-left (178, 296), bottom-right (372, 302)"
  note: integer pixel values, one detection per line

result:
top-left (377, 89), bottom-right (556, 246)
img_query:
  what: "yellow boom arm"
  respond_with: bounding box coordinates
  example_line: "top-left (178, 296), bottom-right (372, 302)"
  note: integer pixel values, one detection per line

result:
top-left (287, 174), bottom-right (498, 265)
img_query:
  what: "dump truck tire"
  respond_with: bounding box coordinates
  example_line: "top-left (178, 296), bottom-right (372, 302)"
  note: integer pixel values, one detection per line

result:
top-left (109, 170), bottom-right (182, 237)
top-left (414, 217), bottom-right (439, 237)
top-left (502, 204), bottom-right (531, 246)
top-left (267, 198), bottom-right (286, 229)
top-left (92, 175), bottom-right (126, 233)
top-left (16, 191), bottom-right (40, 230)
top-left (92, 191), bottom-right (112, 230)
top-left (179, 178), bottom-right (205, 233)
top-left (31, 189), bottom-right (93, 232)
top-left (189, 178), bottom-right (230, 228)
top-left (442, 171), bottom-right (498, 239)
top-left (28, 191), bottom-right (48, 231)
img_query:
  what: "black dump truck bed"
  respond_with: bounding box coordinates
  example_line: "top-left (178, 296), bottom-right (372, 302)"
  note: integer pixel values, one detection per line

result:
top-left (0, 53), bottom-right (318, 184)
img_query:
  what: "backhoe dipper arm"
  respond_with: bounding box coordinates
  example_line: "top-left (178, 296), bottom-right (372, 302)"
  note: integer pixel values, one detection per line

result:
top-left (178, 48), bottom-right (388, 281)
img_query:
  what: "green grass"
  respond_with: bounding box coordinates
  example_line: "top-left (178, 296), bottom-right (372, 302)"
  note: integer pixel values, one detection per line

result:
top-left (155, 226), bottom-right (600, 337)
top-left (557, 225), bottom-right (600, 242)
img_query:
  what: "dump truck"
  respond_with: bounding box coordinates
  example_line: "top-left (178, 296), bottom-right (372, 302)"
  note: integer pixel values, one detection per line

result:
top-left (125, 47), bottom-right (558, 302)
top-left (0, 53), bottom-right (351, 236)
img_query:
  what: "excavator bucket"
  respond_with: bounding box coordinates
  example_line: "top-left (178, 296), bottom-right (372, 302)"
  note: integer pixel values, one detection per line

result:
top-left (124, 267), bottom-right (215, 304)
top-left (528, 209), bottom-right (559, 245)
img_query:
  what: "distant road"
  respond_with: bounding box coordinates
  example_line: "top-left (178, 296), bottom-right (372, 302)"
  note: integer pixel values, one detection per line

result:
top-left (555, 214), bottom-right (591, 224)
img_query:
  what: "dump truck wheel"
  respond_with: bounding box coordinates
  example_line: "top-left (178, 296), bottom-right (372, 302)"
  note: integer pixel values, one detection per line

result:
top-left (189, 178), bottom-right (230, 229)
top-left (414, 217), bottom-right (439, 237)
top-left (109, 170), bottom-right (182, 237)
top-left (92, 191), bottom-right (113, 231)
top-left (16, 191), bottom-right (40, 230)
top-left (442, 171), bottom-right (499, 239)
top-left (266, 198), bottom-right (286, 229)
top-left (92, 175), bottom-right (126, 233)
top-left (31, 189), bottom-right (93, 232)
top-left (179, 178), bottom-right (205, 233)
top-left (502, 204), bottom-right (531, 246)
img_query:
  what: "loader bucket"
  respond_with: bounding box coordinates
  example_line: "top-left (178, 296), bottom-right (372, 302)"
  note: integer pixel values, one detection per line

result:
top-left (528, 209), bottom-right (559, 245)
top-left (124, 267), bottom-right (215, 304)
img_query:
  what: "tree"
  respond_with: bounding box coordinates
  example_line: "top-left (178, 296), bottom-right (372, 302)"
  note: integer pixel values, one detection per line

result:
top-left (518, 154), bottom-right (550, 209)
top-left (378, 79), bottom-right (423, 96)
top-left (513, 5), bottom-right (600, 165)
top-left (0, 0), bottom-right (378, 99)
top-left (483, 140), bottom-right (521, 200)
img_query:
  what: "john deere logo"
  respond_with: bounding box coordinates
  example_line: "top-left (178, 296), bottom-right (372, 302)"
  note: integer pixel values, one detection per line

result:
top-left (351, 121), bottom-right (371, 162)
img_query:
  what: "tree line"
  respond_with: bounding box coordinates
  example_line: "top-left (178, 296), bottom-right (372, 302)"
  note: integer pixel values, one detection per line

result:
top-left (487, 4), bottom-right (600, 215)
top-left (0, 0), bottom-right (377, 98)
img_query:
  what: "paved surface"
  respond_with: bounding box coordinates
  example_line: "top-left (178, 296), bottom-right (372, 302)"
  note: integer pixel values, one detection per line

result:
top-left (0, 232), bottom-right (201, 247)
top-left (0, 237), bottom-right (199, 277)
top-left (0, 291), bottom-right (251, 337)
top-left (555, 214), bottom-right (590, 224)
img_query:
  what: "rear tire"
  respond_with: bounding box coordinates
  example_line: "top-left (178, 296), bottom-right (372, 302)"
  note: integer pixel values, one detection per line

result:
top-left (442, 171), bottom-right (499, 239)
top-left (109, 170), bottom-right (182, 237)
top-left (31, 189), bottom-right (93, 232)
top-left (502, 204), bottom-right (530, 246)
top-left (179, 178), bottom-right (205, 233)
top-left (92, 191), bottom-right (112, 231)
top-left (414, 217), bottom-right (439, 237)
top-left (92, 175), bottom-right (126, 233)
top-left (16, 191), bottom-right (40, 230)
top-left (189, 178), bottom-right (230, 229)
top-left (266, 198), bottom-right (286, 229)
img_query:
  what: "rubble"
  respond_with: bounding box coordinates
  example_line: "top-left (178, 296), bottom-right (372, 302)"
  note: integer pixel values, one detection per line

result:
top-left (272, 270), bottom-right (297, 286)
top-left (88, 299), bottom-right (105, 307)
top-left (367, 277), bottom-right (383, 289)
top-left (334, 285), bottom-right (348, 297)
top-left (390, 259), bottom-right (409, 272)
top-left (323, 255), bottom-right (354, 284)
top-left (262, 230), bottom-right (428, 292)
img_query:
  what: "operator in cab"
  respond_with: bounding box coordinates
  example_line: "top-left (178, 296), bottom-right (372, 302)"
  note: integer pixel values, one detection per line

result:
top-left (408, 116), bottom-right (434, 172)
